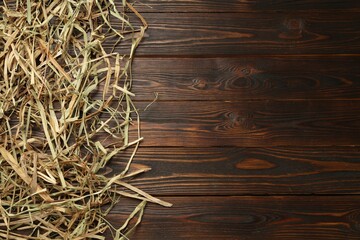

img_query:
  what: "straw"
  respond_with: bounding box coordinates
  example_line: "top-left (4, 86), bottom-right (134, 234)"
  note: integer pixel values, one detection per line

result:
top-left (0, 0), bottom-right (171, 239)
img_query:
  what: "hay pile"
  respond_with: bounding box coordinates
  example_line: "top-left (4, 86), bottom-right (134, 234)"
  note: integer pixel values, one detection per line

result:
top-left (0, 0), bottom-right (170, 239)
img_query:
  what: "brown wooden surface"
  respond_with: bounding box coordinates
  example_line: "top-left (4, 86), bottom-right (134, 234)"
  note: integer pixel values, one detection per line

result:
top-left (135, 0), bottom-right (360, 12)
top-left (132, 57), bottom-right (360, 100)
top-left (106, 196), bottom-right (360, 239)
top-left (115, 146), bottom-right (360, 195)
top-left (132, 100), bottom-right (360, 147)
top-left (120, 1), bottom-right (360, 239)
top-left (4, 0), bottom-right (360, 239)
top-left (114, 13), bottom-right (360, 55)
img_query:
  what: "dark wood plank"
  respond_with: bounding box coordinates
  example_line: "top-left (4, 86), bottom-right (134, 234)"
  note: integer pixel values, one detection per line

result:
top-left (134, 0), bottom-right (360, 12)
top-left (6, 4), bottom-right (359, 55)
top-left (107, 196), bottom-right (360, 239)
top-left (132, 57), bottom-right (360, 100)
top-left (112, 146), bottom-right (360, 195)
top-left (131, 100), bottom-right (360, 147)
top-left (6, 0), bottom-right (360, 13)
top-left (113, 13), bottom-right (360, 55)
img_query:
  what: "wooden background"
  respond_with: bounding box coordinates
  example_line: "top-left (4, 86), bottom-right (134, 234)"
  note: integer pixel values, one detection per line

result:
top-left (108, 0), bottom-right (360, 239)
top-left (1, 0), bottom-right (360, 239)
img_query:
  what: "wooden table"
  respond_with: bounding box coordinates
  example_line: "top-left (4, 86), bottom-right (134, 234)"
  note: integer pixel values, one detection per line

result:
top-left (5, 0), bottom-right (360, 239)
top-left (109, 1), bottom-right (360, 239)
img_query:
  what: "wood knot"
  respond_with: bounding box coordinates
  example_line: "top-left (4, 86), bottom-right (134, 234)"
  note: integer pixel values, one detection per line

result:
top-left (241, 67), bottom-right (251, 76)
top-left (192, 78), bottom-right (208, 90)
top-left (286, 18), bottom-right (303, 30)
top-left (228, 112), bottom-right (238, 122)
top-left (279, 18), bottom-right (305, 40)
top-left (215, 111), bottom-right (241, 131)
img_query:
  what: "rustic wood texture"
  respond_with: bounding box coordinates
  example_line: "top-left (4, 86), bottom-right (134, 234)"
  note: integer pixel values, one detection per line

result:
top-left (113, 13), bottom-right (360, 55)
top-left (106, 196), bottom-right (360, 239)
top-left (135, 0), bottom-right (360, 12)
top-left (131, 57), bottom-right (360, 100)
top-left (132, 100), bottom-right (360, 147)
top-left (118, 0), bottom-right (360, 237)
top-left (3, 0), bottom-right (360, 239)
top-left (113, 146), bottom-right (360, 195)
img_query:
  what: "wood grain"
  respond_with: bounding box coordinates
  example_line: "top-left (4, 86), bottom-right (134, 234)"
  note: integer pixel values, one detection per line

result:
top-left (106, 196), bottom-right (360, 239)
top-left (110, 146), bottom-right (360, 195)
top-left (134, 0), bottom-right (360, 12)
top-left (113, 13), bottom-right (360, 55)
top-left (131, 57), bottom-right (360, 100)
top-left (131, 100), bottom-right (360, 147)
top-left (4, 1), bottom-right (360, 239)
top-left (9, 0), bottom-right (360, 13)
